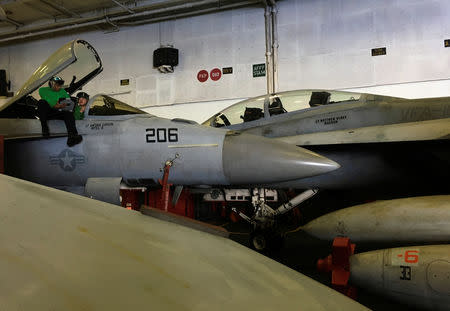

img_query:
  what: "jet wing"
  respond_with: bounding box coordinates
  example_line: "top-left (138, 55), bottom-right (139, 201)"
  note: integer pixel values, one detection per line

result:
top-left (0, 118), bottom-right (69, 139)
top-left (0, 173), bottom-right (368, 310)
top-left (278, 118), bottom-right (450, 146)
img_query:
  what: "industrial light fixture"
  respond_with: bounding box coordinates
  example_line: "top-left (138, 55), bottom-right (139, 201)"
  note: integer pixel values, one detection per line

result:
top-left (157, 65), bottom-right (174, 73)
top-left (153, 45), bottom-right (179, 74)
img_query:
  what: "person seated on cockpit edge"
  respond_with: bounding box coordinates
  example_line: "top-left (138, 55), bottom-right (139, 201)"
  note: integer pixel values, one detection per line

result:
top-left (74, 92), bottom-right (89, 120)
top-left (37, 76), bottom-right (82, 147)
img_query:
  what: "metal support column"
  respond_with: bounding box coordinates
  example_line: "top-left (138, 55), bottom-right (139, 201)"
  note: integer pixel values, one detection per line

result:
top-left (263, 1), bottom-right (278, 94)
top-left (264, 5), bottom-right (274, 94)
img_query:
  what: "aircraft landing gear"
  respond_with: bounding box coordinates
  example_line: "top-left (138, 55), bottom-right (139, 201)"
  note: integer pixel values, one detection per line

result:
top-left (249, 229), bottom-right (285, 254)
top-left (237, 188), bottom-right (318, 253)
top-left (203, 187), bottom-right (318, 253)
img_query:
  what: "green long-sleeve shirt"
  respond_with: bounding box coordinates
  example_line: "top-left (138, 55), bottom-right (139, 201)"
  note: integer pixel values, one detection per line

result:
top-left (38, 87), bottom-right (69, 108)
top-left (73, 105), bottom-right (85, 120)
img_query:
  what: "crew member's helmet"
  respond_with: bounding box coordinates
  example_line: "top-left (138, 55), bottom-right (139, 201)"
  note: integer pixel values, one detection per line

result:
top-left (76, 92), bottom-right (90, 101)
top-left (48, 76), bottom-right (65, 87)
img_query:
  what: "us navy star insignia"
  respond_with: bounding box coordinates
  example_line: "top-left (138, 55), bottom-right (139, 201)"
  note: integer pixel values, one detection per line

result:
top-left (49, 149), bottom-right (86, 172)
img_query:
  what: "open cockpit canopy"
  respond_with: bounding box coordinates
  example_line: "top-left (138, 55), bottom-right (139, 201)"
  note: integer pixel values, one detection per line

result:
top-left (0, 39), bottom-right (102, 118)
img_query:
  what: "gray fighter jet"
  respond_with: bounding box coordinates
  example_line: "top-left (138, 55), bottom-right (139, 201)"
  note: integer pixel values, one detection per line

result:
top-left (203, 90), bottom-right (450, 193)
top-left (0, 40), bottom-right (338, 232)
top-left (201, 90), bottom-right (449, 249)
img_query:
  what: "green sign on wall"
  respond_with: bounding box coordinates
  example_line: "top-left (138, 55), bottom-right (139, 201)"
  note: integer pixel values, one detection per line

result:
top-left (253, 63), bottom-right (266, 77)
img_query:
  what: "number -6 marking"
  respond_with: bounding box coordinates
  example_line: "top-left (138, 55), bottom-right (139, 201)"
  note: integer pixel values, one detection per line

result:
top-left (146, 128), bottom-right (178, 143)
top-left (404, 250), bottom-right (419, 264)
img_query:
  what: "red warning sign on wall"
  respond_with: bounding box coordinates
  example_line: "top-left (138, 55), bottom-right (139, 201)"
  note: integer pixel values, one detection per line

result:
top-left (197, 70), bottom-right (208, 82)
top-left (210, 68), bottom-right (222, 81)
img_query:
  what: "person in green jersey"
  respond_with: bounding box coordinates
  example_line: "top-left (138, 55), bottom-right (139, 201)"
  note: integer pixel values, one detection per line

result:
top-left (74, 92), bottom-right (89, 120)
top-left (37, 76), bottom-right (82, 147)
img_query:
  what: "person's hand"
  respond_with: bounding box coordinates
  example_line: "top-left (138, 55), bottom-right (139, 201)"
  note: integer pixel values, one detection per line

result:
top-left (55, 102), bottom-right (67, 109)
top-left (55, 98), bottom-right (69, 109)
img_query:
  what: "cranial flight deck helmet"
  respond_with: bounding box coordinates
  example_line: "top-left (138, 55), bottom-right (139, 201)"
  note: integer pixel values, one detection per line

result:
top-left (76, 92), bottom-right (90, 101)
top-left (48, 76), bottom-right (65, 87)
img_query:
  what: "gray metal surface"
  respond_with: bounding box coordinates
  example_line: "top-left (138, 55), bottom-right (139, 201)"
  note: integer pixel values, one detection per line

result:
top-left (0, 173), bottom-right (369, 311)
top-left (85, 177), bottom-right (122, 205)
top-left (350, 245), bottom-right (450, 310)
top-left (1, 39), bottom-right (339, 195)
top-left (204, 90), bottom-right (450, 192)
top-left (301, 196), bottom-right (450, 243)
top-left (4, 116), bottom-right (338, 188)
top-left (277, 118), bottom-right (450, 145)
top-left (205, 92), bottom-right (450, 137)
top-left (222, 131), bottom-right (339, 184)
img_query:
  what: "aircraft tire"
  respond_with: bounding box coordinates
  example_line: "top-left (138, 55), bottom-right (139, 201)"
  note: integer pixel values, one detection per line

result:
top-left (249, 230), bottom-right (285, 254)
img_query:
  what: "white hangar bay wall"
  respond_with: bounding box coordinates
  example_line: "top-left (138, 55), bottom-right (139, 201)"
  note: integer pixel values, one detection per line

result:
top-left (278, 0), bottom-right (450, 99)
top-left (0, 6), bottom-right (267, 122)
top-left (0, 0), bottom-right (449, 123)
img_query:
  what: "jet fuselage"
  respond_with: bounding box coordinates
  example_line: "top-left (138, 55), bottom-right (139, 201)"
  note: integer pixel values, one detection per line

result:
top-left (204, 91), bottom-right (450, 195)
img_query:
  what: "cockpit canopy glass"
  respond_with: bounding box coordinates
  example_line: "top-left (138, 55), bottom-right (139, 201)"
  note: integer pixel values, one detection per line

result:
top-left (16, 41), bottom-right (75, 101)
top-left (213, 95), bottom-right (266, 126)
top-left (88, 95), bottom-right (147, 116)
top-left (203, 90), bottom-right (361, 127)
top-left (28, 40), bottom-right (102, 100)
top-left (1, 40), bottom-right (102, 118)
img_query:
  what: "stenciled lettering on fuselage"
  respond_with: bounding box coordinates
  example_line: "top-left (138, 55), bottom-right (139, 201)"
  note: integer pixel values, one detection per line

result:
top-left (315, 115), bottom-right (347, 125)
top-left (145, 128), bottom-right (179, 143)
top-left (49, 149), bottom-right (86, 172)
top-left (85, 122), bottom-right (114, 131)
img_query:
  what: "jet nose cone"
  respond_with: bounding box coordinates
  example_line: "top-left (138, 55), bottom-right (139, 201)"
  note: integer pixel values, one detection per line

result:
top-left (222, 132), bottom-right (340, 184)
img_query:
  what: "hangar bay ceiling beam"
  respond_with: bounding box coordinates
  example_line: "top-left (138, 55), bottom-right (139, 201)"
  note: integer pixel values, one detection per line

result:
top-left (22, 2), bottom-right (54, 19)
top-left (0, 15), bottom-right (22, 27)
top-left (0, 0), bottom-right (264, 44)
top-left (38, 0), bottom-right (81, 18)
top-left (0, 6), bottom-right (22, 27)
top-left (111, 0), bottom-right (135, 14)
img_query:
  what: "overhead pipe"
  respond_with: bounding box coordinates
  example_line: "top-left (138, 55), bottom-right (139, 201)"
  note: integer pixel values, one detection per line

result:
top-left (0, 0), bottom-right (261, 43)
top-left (0, 0), bottom-right (255, 39)
top-left (118, 1), bottom-right (260, 26)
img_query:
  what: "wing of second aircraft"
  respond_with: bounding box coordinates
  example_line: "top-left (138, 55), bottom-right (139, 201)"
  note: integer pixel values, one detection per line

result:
top-left (0, 174), bottom-right (369, 310)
